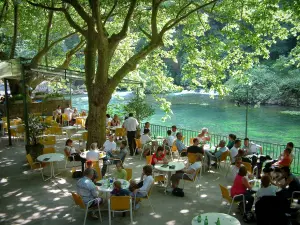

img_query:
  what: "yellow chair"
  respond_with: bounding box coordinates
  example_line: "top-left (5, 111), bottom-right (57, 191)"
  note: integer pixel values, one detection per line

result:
top-left (146, 155), bottom-right (152, 165)
top-left (108, 196), bottom-right (133, 225)
top-left (71, 192), bottom-right (102, 225)
top-left (40, 135), bottom-right (56, 145)
top-left (75, 118), bottom-right (85, 127)
top-left (94, 166), bottom-right (102, 182)
top-left (219, 184), bottom-right (245, 214)
top-left (170, 141), bottom-right (179, 161)
top-left (188, 153), bottom-right (197, 164)
top-left (242, 162), bottom-right (252, 174)
top-left (115, 128), bottom-right (126, 137)
top-left (135, 138), bottom-right (142, 155)
top-left (49, 126), bottom-right (63, 135)
top-left (26, 154), bottom-right (45, 180)
top-left (62, 113), bottom-right (69, 126)
top-left (133, 182), bottom-right (155, 213)
top-left (189, 137), bottom-right (194, 145)
top-left (181, 168), bottom-right (201, 195)
top-left (92, 161), bottom-right (100, 168)
top-left (125, 168), bottom-right (132, 181)
top-left (43, 147), bottom-right (55, 154)
top-left (217, 151), bottom-right (231, 170)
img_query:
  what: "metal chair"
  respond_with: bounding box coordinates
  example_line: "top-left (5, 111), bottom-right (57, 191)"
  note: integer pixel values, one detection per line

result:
top-left (108, 196), bottom-right (133, 225)
top-left (133, 182), bottom-right (155, 213)
top-left (219, 184), bottom-right (245, 215)
top-left (181, 168), bottom-right (201, 195)
top-left (26, 154), bottom-right (45, 180)
top-left (71, 192), bottom-right (102, 225)
top-left (125, 168), bottom-right (133, 181)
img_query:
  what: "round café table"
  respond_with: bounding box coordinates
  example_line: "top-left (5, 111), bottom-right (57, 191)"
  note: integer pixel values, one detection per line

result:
top-left (154, 161), bottom-right (185, 192)
top-left (80, 151), bottom-right (106, 159)
top-left (96, 178), bottom-right (129, 198)
top-left (191, 213), bottom-right (241, 225)
top-left (37, 153), bottom-right (64, 181)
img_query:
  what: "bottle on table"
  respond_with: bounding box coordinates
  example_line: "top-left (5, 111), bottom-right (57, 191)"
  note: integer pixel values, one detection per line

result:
top-left (197, 214), bottom-right (202, 223)
top-left (204, 216), bottom-right (208, 225)
top-left (216, 217), bottom-right (221, 225)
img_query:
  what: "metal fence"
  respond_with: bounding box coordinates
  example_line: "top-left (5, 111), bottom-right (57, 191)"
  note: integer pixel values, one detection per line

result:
top-left (148, 123), bottom-right (300, 174)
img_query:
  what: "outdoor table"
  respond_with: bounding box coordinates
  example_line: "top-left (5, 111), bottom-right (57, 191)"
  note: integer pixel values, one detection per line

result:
top-left (62, 126), bottom-right (78, 138)
top-left (110, 126), bottom-right (122, 131)
top-left (80, 151), bottom-right (106, 159)
top-left (154, 161), bottom-right (185, 192)
top-left (37, 153), bottom-right (64, 181)
top-left (191, 212), bottom-right (241, 225)
top-left (96, 178), bottom-right (129, 198)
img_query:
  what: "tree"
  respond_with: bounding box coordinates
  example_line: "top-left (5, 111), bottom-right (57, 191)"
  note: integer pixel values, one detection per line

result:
top-left (25, 0), bottom-right (298, 146)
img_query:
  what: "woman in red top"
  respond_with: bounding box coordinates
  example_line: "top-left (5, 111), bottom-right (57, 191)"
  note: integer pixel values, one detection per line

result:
top-left (231, 166), bottom-right (254, 212)
top-left (151, 146), bottom-right (168, 165)
top-left (273, 148), bottom-right (292, 168)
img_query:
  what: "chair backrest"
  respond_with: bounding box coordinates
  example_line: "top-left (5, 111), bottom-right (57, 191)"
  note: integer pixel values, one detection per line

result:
top-left (45, 116), bottom-right (53, 121)
top-left (42, 136), bottom-right (56, 145)
top-left (82, 132), bottom-right (88, 141)
top-left (16, 125), bottom-right (25, 133)
top-left (146, 155), bottom-right (152, 165)
top-left (71, 192), bottom-right (86, 209)
top-left (125, 168), bottom-right (132, 181)
top-left (115, 128), bottom-right (126, 137)
top-left (64, 148), bottom-right (70, 157)
top-left (75, 118), bottom-right (85, 127)
top-left (219, 184), bottom-right (232, 203)
top-left (189, 138), bottom-right (194, 145)
top-left (135, 138), bottom-right (142, 148)
top-left (110, 196), bottom-right (131, 211)
top-left (147, 182), bottom-right (155, 197)
top-left (242, 162), bottom-right (252, 174)
top-left (92, 161), bottom-right (100, 168)
top-left (219, 151), bottom-right (230, 162)
top-left (94, 166), bottom-right (102, 182)
top-left (188, 153), bottom-right (197, 164)
top-left (50, 126), bottom-right (62, 135)
top-left (43, 147), bottom-right (55, 154)
top-left (171, 141), bottom-right (178, 152)
top-left (62, 114), bottom-right (69, 121)
top-left (26, 154), bottom-right (34, 169)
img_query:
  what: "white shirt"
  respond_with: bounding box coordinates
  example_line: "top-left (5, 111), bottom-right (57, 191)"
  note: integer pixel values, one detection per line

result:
top-left (244, 142), bottom-right (261, 155)
top-left (55, 109), bottom-right (61, 116)
top-left (186, 161), bottom-right (202, 180)
top-left (256, 185), bottom-right (277, 199)
top-left (141, 134), bottom-right (152, 145)
top-left (64, 107), bottom-right (74, 121)
top-left (103, 140), bottom-right (117, 153)
top-left (106, 118), bottom-right (112, 126)
top-left (124, 117), bottom-right (139, 131)
top-left (171, 131), bottom-right (177, 137)
top-left (166, 135), bottom-right (175, 146)
top-left (65, 146), bottom-right (76, 155)
top-left (230, 146), bottom-right (239, 162)
top-left (86, 150), bottom-right (100, 161)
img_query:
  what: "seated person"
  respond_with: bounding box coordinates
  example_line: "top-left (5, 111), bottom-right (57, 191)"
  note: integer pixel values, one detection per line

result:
top-left (86, 143), bottom-right (100, 162)
top-left (110, 180), bottom-right (130, 196)
top-left (140, 129), bottom-right (152, 145)
top-left (85, 160), bottom-right (99, 183)
top-left (175, 132), bottom-right (187, 156)
top-left (206, 140), bottom-right (228, 167)
top-left (143, 122), bottom-right (151, 135)
top-left (197, 127), bottom-right (211, 144)
top-left (273, 148), bottom-right (292, 168)
top-left (187, 138), bottom-right (204, 154)
top-left (230, 139), bottom-right (242, 163)
top-left (77, 168), bottom-right (103, 219)
top-left (243, 138), bottom-right (263, 155)
top-left (227, 133), bottom-right (236, 149)
top-left (113, 162), bottom-right (127, 180)
top-left (278, 142), bottom-right (294, 162)
top-left (171, 125), bottom-right (177, 137)
top-left (231, 166), bottom-right (254, 213)
top-left (106, 114), bottom-right (111, 126)
top-left (256, 175), bottom-right (277, 199)
top-left (71, 108), bottom-right (80, 125)
top-left (103, 134), bottom-right (117, 156)
top-left (170, 153), bottom-right (202, 190)
top-left (110, 114), bottom-right (120, 127)
top-left (113, 140), bottom-right (128, 163)
top-left (277, 166), bottom-right (300, 200)
top-left (64, 139), bottom-right (85, 172)
top-left (151, 146), bottom-right (168, 165)
top-left (163, 130), bottom-right (175, 147)
top-left (129, 165), bottom-right (154, 209)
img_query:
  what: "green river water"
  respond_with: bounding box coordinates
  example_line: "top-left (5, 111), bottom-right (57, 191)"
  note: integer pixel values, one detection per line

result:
top-left (72, 92), bottom-right (300, 147)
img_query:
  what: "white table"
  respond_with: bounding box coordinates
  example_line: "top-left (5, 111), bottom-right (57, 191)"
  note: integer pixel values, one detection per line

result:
top-left (62, 126), bottom-right (79, 138)
top-left (191, 213), bottom-right (240, 225)
top-left (37, 153), bottom-right (64, 181)
top-left (154, 161), bottom-right (185, 191)
top-left (96, 178), bottom-right (129, 198)
top-left (110, 126), bottom-right (122, 131)
top-left (80, 151), bottom-right (106, 159)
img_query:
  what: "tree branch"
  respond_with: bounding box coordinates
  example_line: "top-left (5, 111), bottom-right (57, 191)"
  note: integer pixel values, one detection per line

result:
top-left (117, 0), bottom-right (137, 38)
top-left (44, 2), bottom-right (54, 49)
top-left (26, 0), bottom-right (64, 11)
top-left (63, 10), bottom-right (86, 36)
top-left (151, 0), bottom-right (161, 38)
top-left (0, 0), bottom-right (9, 26)
top-left (139, 26), bottom-right (152, 40)
top-left (104, 0), bottom-right (118, 25)
top-left (161, 0), bottom-right (219, 34)
top-left (175, 1), bottom-right (193, 19)
top-left (63, 0), bottom-right (91, 23)
top-left (9, 0), bottom-right (18, 59)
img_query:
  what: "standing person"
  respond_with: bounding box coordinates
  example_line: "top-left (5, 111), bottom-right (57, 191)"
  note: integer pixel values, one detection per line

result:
top-left (124, 113), bottom-right (139, 156)
top-left (77, 168), bottom-right (102, 219)
top-left (227, 134), bottom-right (236, 149)
top-left (64, 104), bottom-right (74, 123)
top-left (171, 125), bottom-right (177, 137)
top-left (243, 138), bottom-right (263, 155)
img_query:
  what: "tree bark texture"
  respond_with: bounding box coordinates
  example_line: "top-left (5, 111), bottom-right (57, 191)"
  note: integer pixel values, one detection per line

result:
top-left (9, 0), bottom-right (18, 59)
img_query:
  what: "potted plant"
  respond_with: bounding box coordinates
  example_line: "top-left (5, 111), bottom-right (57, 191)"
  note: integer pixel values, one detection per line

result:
top-left (25, 114), bottom-right (47, 159)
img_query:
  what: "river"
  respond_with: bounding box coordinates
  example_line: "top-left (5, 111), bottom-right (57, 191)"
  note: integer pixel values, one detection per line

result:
top-left (72, 91), bottom-right (300, 146)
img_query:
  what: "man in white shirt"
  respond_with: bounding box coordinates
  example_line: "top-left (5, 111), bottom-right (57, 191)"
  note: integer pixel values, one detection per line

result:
top-left (164, 130), bottom-right (175, 146)
top-left (140, 129), bottom-right (152, 145)
top-left (230, 139), bottom-right (242, 163)
top-left (86, 145), bottom-right (100, 162)
top-left (243, 138), bottom-right (263, 155)
top-left (103, 134), bottom-right (117, 156)
top-left (171, 125), bottom-right (177, 137)
top-left (64, 104), bottom-right (74, 121)
top-left (170, 153), bottom-right (202, 190)
top-left (124, 113), bottom-right (139, 156)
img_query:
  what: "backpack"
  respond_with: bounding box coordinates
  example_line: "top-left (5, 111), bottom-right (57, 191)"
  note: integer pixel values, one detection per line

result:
top-left (172, 188), bottom-right (184, 197)
top-left (243, 211), bottom-right (255, 223)
top-left (72, 171), bottom-right (82, 179)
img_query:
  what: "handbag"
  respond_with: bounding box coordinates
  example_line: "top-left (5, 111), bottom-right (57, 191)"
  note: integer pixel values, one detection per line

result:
top-left (172, 187), bottom-right (184, 197)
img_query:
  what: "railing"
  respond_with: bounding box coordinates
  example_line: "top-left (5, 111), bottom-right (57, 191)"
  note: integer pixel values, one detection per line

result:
top-left (148, 123), bottom-right (300, 174)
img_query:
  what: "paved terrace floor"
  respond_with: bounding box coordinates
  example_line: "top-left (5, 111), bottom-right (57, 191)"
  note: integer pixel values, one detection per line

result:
top-left (0, 137), bottom-right (249, 225)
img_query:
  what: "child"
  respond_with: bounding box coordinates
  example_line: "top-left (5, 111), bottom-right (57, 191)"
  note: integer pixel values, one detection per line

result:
top-left (110, 180), bottom-right (130, 196)
top-left (256, 175), bottom-right (277, 199)
top-left (85, 160), bottom-right (98, 183)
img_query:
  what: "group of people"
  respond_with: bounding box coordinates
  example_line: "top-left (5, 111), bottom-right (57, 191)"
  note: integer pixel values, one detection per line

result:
top-left (54, 104), bottom-right (86, 125)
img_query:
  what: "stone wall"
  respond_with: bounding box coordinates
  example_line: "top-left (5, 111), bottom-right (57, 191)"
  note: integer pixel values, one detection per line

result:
top-left (0, 99), bottom-right (71, 118)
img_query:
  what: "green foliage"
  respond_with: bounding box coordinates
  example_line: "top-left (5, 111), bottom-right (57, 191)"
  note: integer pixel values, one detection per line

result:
top-left (44, 92), bottom-right (64, 101)
top-left (26, 114), bottom-right (47, 145)
top-left (123, 96), bottom-right (155, 124)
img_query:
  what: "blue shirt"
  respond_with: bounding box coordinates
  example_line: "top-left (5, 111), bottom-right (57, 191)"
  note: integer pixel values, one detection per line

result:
top-left (76, 176), bottom-right (98, 205)
top-left (215, 147), bottom-right (229, 158)
top-left (176, 139), bottom-right (186, 152)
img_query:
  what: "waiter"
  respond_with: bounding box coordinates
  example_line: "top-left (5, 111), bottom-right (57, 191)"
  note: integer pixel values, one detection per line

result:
top-left (124, 113), bottom-right (139, 156)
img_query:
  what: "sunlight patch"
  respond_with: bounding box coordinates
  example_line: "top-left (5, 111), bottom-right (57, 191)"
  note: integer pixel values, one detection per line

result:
top-left (180, 209), bottom-right (189, 214)
top-left (166, 220), bottom-right (176, 225)
top-left (200, 194), bottom-right (207, 198)
top-left (0, 178), bottom-right (8, 183)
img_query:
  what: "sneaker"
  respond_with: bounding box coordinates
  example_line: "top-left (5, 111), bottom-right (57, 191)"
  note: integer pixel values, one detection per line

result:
top-left (134, 203), bottom-right (140, 210)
